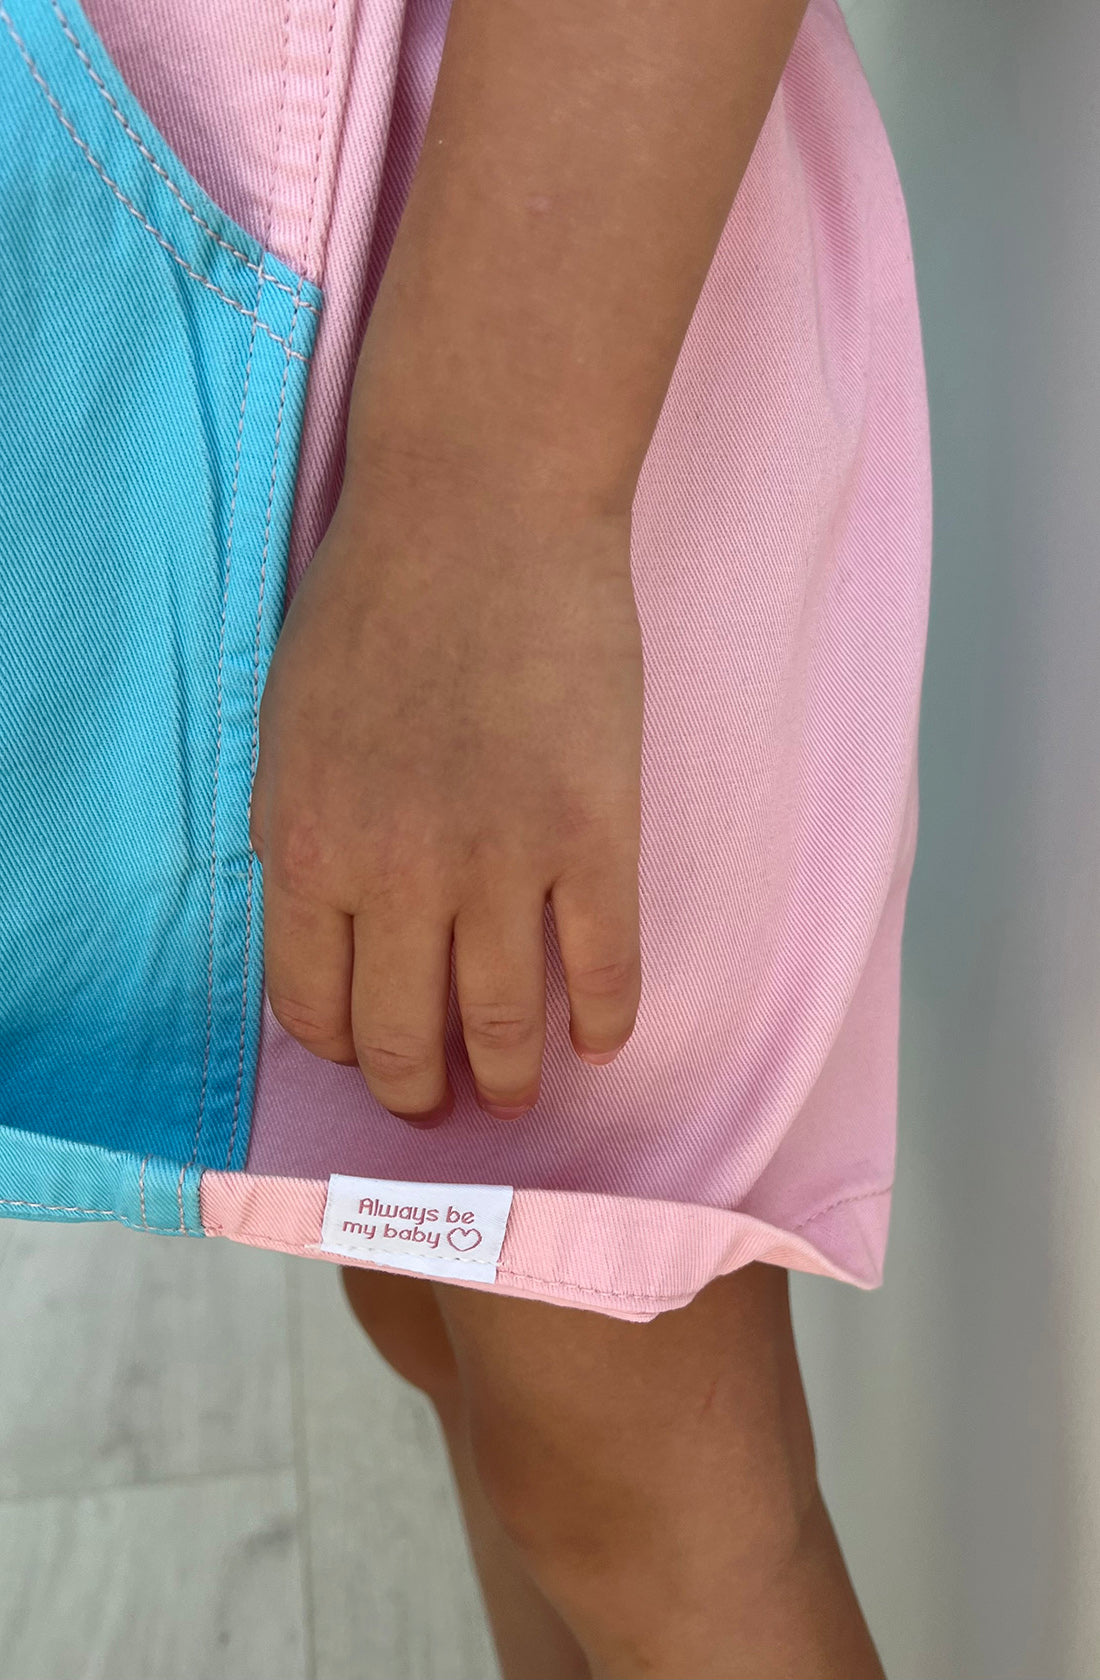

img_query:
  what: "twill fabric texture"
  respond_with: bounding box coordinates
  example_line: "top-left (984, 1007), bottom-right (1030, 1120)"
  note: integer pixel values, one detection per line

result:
top-left (0, 0), bottom-right (318, 1232)
top-left (1, 0), bottom-right (932, 1316)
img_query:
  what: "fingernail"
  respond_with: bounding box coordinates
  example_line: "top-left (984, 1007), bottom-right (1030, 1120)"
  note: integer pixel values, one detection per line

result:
top-left (393, 1094), bottom-right (453, 1130)
top-left (579, 1049), bottom-right (620, 1066)
top-left (482, 1103), bottom-right (530, 1122)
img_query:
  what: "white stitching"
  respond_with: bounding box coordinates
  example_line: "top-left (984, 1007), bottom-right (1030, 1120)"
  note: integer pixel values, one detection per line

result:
top-left (188, 270), bottom-right (266, 1205)
top-left (0, 1199), bottom-right (190, 1234)
top-left (0, 1197), bottom-right (114, 1214)
top-left (138, 1153), bottom-right (149, 1229)
top-left (46, 0), bottom-right (319, 316)
top-left (210, 289), bottom-right (263, 1176)
top-left (224, 0), bottom-right (294, 1172)
top-left (303, 0), bottom-right (338, 278)
top-left (0, 6), bottom-right (309, 362)
top-left (230, 0), bottom-right (334, 1168)
top-left (229, 285), bottom-right (301, 1170)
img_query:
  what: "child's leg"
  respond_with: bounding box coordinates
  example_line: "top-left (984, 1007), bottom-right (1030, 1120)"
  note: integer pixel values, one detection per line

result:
top-left (434, 1264), bottom-right (885, 1680)
top-left (341, 1269), bottom-right (591, 1680)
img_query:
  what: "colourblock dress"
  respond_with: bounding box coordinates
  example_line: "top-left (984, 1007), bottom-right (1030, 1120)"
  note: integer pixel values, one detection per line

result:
top-left (0, 0), bottom-right (931, 1318)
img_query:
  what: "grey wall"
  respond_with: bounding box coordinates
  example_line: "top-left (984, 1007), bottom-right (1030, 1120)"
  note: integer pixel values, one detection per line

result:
top-left (792, 4), bottom-right (1100, 1676)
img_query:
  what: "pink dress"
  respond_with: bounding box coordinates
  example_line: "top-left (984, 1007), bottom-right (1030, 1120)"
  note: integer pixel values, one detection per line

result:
top-left (84, 0), bottom-right (931, 1319)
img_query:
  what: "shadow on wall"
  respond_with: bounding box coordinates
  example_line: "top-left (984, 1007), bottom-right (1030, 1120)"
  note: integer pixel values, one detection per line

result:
top-left (793, 4), bottom-right (1100, 1678)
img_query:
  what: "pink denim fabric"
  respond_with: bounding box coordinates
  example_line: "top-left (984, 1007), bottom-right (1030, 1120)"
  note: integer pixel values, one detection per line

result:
top-left (86, 0), bottom-right (931, 1318)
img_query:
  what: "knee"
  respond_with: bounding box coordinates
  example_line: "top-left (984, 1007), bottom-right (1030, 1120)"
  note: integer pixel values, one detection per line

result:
top-left (341, 1267), bottom-right (461, 1417)
top-left (466, 1374), bottom-right (818, 1616)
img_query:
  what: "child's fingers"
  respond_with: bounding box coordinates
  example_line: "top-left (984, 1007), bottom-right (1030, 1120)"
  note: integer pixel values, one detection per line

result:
top-left (551, 858), bottom-right (641, 1066)
top-left (453, 891), bottom-right (547, 1120)
top-left (261, 877), bottom-right (358, 1065)
top-left (351, 901), bottom-right (454, 1126)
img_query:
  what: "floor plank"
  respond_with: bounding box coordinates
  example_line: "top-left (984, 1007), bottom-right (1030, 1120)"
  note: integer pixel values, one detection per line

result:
top-left (0, 1219), bottom-right (294, 1498)
top-left (0, 1471), bottom-right (307, 1680)
top-left (288, 1256), bottom-right (500, 1680)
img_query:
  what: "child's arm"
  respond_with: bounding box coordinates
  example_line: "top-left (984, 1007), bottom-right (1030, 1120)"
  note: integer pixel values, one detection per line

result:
top-left (250, 0), bottom-right (809, 1126)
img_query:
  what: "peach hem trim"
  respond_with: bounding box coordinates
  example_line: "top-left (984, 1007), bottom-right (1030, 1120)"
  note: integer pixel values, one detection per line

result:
top-left (199, 1171), bottom-right (890, 1322)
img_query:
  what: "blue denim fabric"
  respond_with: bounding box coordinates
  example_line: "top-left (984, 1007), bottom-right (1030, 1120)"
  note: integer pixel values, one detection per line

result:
top-left (0, 0), bottom-right (320, 1231)
top-left (0, 1124), bottom-right (204, 1235)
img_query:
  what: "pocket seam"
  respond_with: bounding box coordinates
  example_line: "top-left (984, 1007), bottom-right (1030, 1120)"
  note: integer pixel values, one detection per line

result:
top-left (0, 2), bottom-right (311, 362)
top-left (46, 0), bottom-right (320, 318)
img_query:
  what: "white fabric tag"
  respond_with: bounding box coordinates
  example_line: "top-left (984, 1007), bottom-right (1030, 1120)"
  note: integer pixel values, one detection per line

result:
top-left (318, 1174), bottom-right (515, 1284)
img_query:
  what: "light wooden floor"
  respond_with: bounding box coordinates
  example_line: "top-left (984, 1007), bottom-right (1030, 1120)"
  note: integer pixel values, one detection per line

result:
top-left (0, 1217), bottom-right (500, 1680)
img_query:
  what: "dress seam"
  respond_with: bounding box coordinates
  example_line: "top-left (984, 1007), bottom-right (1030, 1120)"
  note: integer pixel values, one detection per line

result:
top-left (201, 1213), bottom-right (885, 1306)
top-left (790, 1182), bottom-right (893, 1233)
top-left (0, 1196), bottom-right (184, 1235)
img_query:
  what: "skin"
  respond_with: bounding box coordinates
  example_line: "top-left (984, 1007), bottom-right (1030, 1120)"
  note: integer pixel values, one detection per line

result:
top-left (247, 0), bottom-right (812, 1124)
top-left (250, 0), bottom-right (888, 1671)
top-left (343, 1263), bottom-right (886, 1679)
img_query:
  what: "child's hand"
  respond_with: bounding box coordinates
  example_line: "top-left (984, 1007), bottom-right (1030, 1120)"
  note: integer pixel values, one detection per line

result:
top-left (248, 0), bottom-right (807, 1130)
top-left (249, 464), bottom-right (643, 1126)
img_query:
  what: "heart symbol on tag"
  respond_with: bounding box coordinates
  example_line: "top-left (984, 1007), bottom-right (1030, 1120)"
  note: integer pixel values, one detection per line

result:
top-left (447, 1226), bottom-right (483, 1252)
